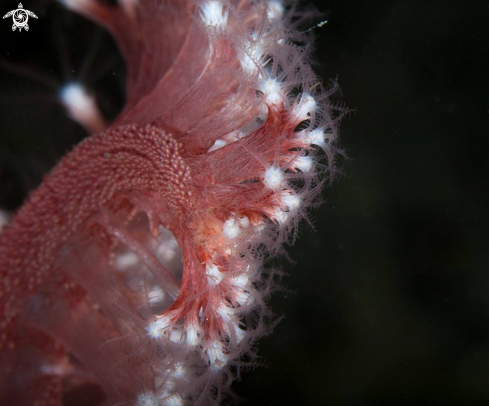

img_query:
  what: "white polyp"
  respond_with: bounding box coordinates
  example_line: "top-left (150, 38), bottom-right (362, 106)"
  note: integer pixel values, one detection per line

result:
top-left (172, 362), bottom-right (186, 378)
top-left (293, 93), bottom-right (317, 121)
top-left (264, 166), bottom-right (284, 190)
top-left (168, 325), bottom-right (184, 343)
top-left (217, 301), bottom-right (235, 322)
top-left (233, 325), bottom-right (247, 343)
top-left (59, 82), bottom-right (106, 134)
top-left (304, 128), bottom-right (326, 148)
top-left (146, 314), bottom-right (172, 339)
top-left (281, 191), bottom-right (301, 211)
top-left (207, 341), bottom-right (228, 370)
top-left (232, 273), bottom-right (250, 290)
top-left (114, 251), bottom-right (139, 270)
top-left (135, 392), bottom-right (160, 406)
top-left (251, 222), bottom-right (267, 238)
top-left (200, 1), bottom-right (227, 27)
top-left (206, 262), bottom-right (224, 286)
top-left (259, 78), bottom-right (284, 105)
top-left (243, 261), bottom-right (259, 275)
top-left (238, 215), bottom-right (250, 228)
top-left (222, 217), bottom-right (240, 239)
top-left (207, 138), bottom-right (227, 152)
top-left (146, 319), bottom-right (165, 339)
top-left (294, 155), bottom-right (314, 172)
top-left (267, 0), bottom-right (284, 21)
top-left (229, 274), bottom-right (251, 305)
top-left (156, 229), bottom-right (179, 262)
top-left (185, 321), bottom-right (201, 346)
top-left (149, 286), bottom-right (166, 306)
top-left (273, 208), bottom-right (289, 225)
top-left (232, 286), bottom-right (251, 306)
top-left (223, 316), bottom-right (247, 344)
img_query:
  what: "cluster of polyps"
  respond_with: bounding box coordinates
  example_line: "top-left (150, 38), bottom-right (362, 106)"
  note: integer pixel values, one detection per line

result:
top-left (50, 0), bottom-right (341, 405)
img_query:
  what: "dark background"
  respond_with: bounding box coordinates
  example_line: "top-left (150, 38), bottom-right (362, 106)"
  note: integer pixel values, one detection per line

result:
top-left (1, 1), bottom-right (489, 405)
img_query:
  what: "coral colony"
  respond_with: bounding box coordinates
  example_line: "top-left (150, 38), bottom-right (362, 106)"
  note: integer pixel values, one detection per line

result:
top-left (0, 0), bottom-right (343, 405)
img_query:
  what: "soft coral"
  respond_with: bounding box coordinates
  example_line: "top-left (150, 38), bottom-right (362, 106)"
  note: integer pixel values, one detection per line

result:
top-left (0, 1), bottom-right (343, 404)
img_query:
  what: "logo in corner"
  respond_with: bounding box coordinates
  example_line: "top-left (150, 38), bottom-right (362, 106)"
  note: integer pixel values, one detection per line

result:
top-left (3, 3), bottom-right (38, 32)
